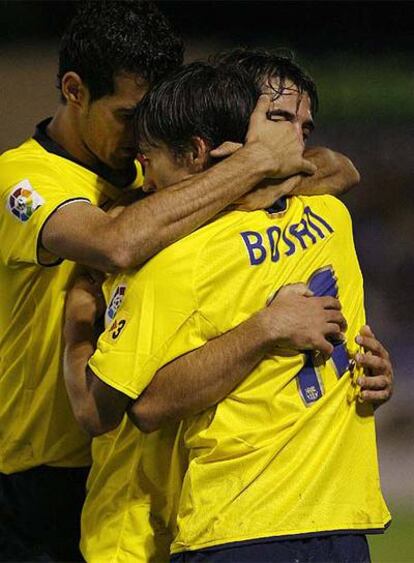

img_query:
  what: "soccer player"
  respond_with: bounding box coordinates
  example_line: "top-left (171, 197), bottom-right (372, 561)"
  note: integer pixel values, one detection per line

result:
top-left (64, 59), bottom-right (392, 562)
top-left (0, 1), bottom-right (364, 559)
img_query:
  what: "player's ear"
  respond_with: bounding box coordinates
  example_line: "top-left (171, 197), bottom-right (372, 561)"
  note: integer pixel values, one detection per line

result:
top-left (61, 72), bottom-right (89, 108)
top-left (187, 136), bottom-right (210, 172)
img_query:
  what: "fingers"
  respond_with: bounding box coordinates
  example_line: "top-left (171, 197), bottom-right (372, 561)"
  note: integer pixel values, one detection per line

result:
top-left (359, 324), bottom-right (375, 338)
top-left (355, 334), bottom-right (389, 359)
top-left (358, 372), bottom-right (392, 403)
top-left (324, 309), bottom-right (347, 331)
top-left (355, 352), bottom-right (392, 390)
top-left (315, 338), bottom-right (334, 357)
top-left (357, 375), bottom-right (390, 391)
top-left (210, 141), bottom-right (243, 159)
top-left (277, 283), bottom-right (311, 297)
top-left (248, 94), bottom-right (271, 131)
top-left (319, 296), bottom-right (342, 310)
top-left (356, 351), bottom-right (388, 373)
top-left (359, 389), bottom-right (391, 403)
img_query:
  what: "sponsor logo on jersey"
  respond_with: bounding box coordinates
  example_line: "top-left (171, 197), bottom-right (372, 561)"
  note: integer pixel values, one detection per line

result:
top-left (7, 179), bottom-right (44, 222)
top-left (105, 284), bottom-right (127, 326)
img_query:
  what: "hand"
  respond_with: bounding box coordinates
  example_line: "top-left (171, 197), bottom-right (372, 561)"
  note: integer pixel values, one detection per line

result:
top-left (242, 94), bottom-right (317, 179)
top-left (302, 147), bottom-right (361, 195)
top-left (355, 325), bottom-right (393, 408)
top-left (233, 176), bottom-right (301, 212)
top-left (257, 283), bottom-right (347, 357)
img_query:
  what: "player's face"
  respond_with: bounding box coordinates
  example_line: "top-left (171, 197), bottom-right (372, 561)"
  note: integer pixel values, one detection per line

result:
top-left (80, 73), bottom-right (149, 171)
top-left (140, 145), bottom-right (190, 192)
top-left (263, 79), bottom-right (314, 146)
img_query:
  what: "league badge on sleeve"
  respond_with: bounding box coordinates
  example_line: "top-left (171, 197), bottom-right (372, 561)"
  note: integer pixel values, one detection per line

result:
top-left (7, 179), bottom-right (44, 222)
top-left (105, 284), bottom-right (127, 326)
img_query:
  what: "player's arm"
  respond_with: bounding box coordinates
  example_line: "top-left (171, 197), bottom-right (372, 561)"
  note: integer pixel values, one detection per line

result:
top-left (213, 144), bottom-right (360, 212)
top-left (128, 285), bottom-right (347, 433)
top-left (291, 147), bottom-right (360, 196)
top-left (355, 325), bottom-right (394, 409)
top-left (63, 275), bottom-right (130, 436)
top-left (41, 95), bottom-right (316, 273)
top-left (64, 278), bottom-right (345, 436)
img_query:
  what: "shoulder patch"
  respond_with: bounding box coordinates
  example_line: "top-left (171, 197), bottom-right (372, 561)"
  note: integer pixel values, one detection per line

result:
top-left (7, 179), bottom-right (44, 222)
top-left (105, 284), bottom-right (127, 326)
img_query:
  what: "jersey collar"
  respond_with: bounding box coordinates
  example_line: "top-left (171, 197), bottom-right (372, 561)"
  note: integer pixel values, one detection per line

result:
top-left (33, 118), bottom-right (137, 189)
top-left (266, 196), bottom-right (288, 214)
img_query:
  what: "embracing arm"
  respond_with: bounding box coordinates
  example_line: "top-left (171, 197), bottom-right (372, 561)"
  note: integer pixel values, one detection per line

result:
top-left (63, 275), bottom-right (130, 436)
top-left (64, 277), bottom-right (343, 436)
top-left (232, 147), bottom-right (360, 212)
top-left (291, 147), bottom-right (360, 196)
top-left (42, 96), bottom-right (315, 273)
top-left (128, 285), bottom-right (346, 433)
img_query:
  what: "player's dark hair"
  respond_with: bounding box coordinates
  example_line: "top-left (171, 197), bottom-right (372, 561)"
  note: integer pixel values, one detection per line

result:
top-left (58, 0), bottom-right (184, 102)
top-left (211, 48), bottom-right (318, 115)
top-left (135, 62), bottom-right (261, 157)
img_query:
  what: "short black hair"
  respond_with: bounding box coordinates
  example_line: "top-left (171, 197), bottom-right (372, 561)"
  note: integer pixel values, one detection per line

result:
top-left (58, 0), bottom-right (184, 102)
top-left (135, 62), bottom-right (260, 157)
top-left (212, 48), bottom-right (318, 115)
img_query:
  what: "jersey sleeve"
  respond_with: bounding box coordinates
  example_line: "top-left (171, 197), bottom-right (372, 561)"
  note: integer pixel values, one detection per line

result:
top-left (88, 256), bottom-right (217, 399)
top-left (0, 171), bottom-right (90, 266)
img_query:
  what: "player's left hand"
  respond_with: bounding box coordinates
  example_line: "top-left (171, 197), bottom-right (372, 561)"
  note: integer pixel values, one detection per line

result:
top-left (355, 325), bottom-right (393, 409)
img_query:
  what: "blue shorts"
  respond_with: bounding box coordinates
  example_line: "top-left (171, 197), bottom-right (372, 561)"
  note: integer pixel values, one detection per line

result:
top-left (0, 465), bottom-right (89, 562)
top-left (170, 534), bottom-right (371, 562)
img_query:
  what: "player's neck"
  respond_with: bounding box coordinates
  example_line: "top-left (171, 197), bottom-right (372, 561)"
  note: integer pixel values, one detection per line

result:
top-left (47, 106), bottom-right (97, 169)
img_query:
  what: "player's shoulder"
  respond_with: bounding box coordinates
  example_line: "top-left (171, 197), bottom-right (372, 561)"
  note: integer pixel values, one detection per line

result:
top-left (296, 194), bottom-right (352, 226)
top-left (0, 138), bottom-right (58, 188)
top-left (1, 137), bottom-right (47, 166)
top-left (129, 211), bottom-right (243, 291)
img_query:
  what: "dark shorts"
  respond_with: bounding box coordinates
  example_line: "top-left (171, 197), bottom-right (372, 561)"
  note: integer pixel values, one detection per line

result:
top-left (0, 465), bottom-right (89, 562)
top-left (171, 534), bottom-right (371, 563)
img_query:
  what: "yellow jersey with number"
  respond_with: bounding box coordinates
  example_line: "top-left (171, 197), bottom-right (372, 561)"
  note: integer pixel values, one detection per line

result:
top-left (86, 194), bottom-right (390, 558)
top-left (0, 121), bottom-right (143, 473)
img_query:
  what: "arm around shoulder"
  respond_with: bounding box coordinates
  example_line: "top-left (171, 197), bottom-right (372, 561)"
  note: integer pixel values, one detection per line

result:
top-left (292, 147), bottom-right (360, 197)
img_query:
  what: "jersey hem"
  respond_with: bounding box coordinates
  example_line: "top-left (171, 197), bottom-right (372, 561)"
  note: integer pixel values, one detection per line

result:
top-left (36, 197), bottom-right (91, 266)
top-left (171, 521), bottom-right (392, 554)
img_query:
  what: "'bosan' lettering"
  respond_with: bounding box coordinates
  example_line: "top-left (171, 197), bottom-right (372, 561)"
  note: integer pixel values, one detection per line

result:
top-left (240, 206), bottom-right (334, 266)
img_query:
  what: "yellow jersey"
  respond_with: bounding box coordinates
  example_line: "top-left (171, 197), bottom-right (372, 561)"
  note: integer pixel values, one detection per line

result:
top-left (86, 195), bottom-right (390, 558)
top-left (0, 119), bottom-right (143, 473)
top-left (82, 276), bottom-right (186, 563)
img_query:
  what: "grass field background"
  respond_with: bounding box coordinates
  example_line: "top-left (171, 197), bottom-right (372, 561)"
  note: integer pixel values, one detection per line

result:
top-left (369, 505), bottom-right (414, 563)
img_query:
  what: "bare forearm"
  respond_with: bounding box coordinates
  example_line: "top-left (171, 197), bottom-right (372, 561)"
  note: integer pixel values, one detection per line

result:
top-left (129, 311), bottom-right (272, 432)
top-left (129, 285), bottom-right (346, 433)
top-left (64, 284), bottom-right (109, 436)
top-left (291, 147), bottom-right (360, 197)
top-left (63, 327), bottom-right (100, 435)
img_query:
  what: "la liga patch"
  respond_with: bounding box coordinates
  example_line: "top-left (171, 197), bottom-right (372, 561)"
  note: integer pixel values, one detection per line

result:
top-left (105, 284), bottom-right (127, 327)
top-left (7, 179), bottom-right (44, 222)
